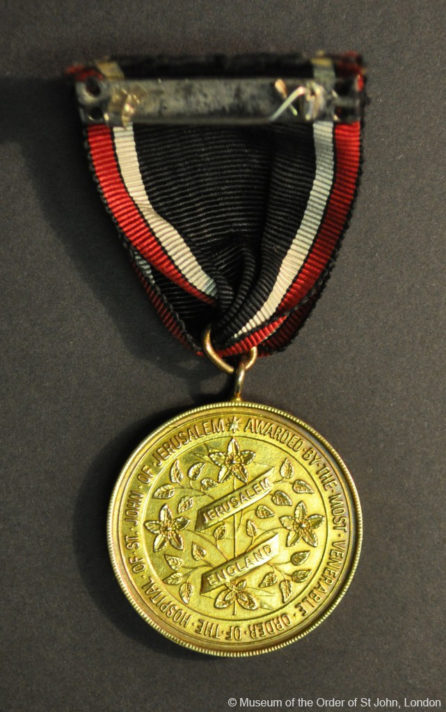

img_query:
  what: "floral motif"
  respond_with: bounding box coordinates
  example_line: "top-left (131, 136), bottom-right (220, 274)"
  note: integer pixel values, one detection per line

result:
top-left (214, 579), bottom-right (258, 610)
top-left (280, 501), bottom-right (324, 548)
top-left (209, 438), bottom-right (255, 484)
top-left (140, 440), bottom-right (324, 611)
top-left (144, 504), bottom-right (190, 552)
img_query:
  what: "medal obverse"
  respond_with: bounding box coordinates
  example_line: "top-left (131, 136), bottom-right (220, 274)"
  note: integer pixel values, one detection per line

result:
top-left (108, 401), bottom-right (361, 656)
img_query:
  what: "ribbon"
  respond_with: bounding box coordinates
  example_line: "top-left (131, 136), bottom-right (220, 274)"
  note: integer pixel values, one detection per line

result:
top-left (70, 53), bottom-right (366, 357)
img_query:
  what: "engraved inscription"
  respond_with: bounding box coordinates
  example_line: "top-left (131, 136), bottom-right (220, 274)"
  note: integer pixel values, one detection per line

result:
top-left (152, 418), bottom-right (226, 466)
top-left (124, 490), bottom-right (144, 524)
top-left (295, 540), bottom-right (347, 616)
top-left (195, 471), bottom-right (272, 530)
top-left (141, 576), bottom-right (192, 628)
top-left (329, 493), bottom-right (348, 532)
top-left (201, 534), bottom-right (279, 592)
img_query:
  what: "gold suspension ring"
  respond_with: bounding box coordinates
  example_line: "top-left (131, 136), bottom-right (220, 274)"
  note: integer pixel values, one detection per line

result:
top-left (202, 326), bottom-right (257, 400)
top-left (202, 326), bottom-right (258, 375)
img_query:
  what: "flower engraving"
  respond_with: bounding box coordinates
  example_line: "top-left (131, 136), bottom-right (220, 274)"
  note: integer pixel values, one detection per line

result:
top-left (209, 438), bottom-right (255, 484)
top-left (214, 579), bottom-right (258, 611)
top-left (144, 504), bottom-right (190, 552)
top-left (280, 501), bottom-right (324, 548)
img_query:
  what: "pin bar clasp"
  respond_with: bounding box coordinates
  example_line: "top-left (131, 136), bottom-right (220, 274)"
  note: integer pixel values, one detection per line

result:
top-left (76, 75), bottom-right (363, 128)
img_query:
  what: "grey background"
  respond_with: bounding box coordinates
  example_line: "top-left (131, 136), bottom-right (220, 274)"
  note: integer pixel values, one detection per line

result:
top-left (1, 1), bottom-right (445, 711)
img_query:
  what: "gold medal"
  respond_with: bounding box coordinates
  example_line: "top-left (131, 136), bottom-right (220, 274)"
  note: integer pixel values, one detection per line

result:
top-left (69, 54), bottom-right (367, 654)
top-left (108, 396), bottom-right (361, 655)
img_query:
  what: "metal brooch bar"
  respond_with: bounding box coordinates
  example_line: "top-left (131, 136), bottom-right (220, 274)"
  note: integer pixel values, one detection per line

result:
top-left (76, 76), bottom-right (362, 127)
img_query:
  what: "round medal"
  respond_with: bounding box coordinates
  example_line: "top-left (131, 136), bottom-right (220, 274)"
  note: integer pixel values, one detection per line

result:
top-left (71, 52), bottom-right (367, 654)
top-left (108, 401), bottom-right (362, 656)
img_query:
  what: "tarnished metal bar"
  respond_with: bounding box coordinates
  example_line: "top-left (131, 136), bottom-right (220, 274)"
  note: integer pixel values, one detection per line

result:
top-left (76, 76), bottom-right (363, 127)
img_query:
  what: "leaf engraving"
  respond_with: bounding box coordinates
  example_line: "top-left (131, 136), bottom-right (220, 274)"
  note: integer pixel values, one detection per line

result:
top-left (279, 579), bottom-right (293, 603)
top-left (153, 484), bottom-right (175, 499)
top-left (214, 589), bottom-right (233, 609)
top-left (245, 519), bottom-right (257, 538)
top-left (191, 542), bottom-right (207, 560)
top-left (271, 490), bottom-right (292, 506)
top-left (213, 524), bottom-right (226, 540)
top-left (280, 458), bottom-right (294, 479)
top-left (291, 569), bottom-right (311, 583)
top-left (179, 582), bottom-right (193, 604)
top-left (255, 505), bottom-right (274, 519)
top-left (177, 496), bottom-right (193, 513)
top-left (170, 460), bottom-right (183, 484)
top-left (188, 462), bottom-right (204, 480)
top-left (164, 572), bottom-right (183, 585)
top-left (290, 551), bottom-right (310, 566)
top-left (259, 572), bottom-right (277, 588)
top-left (292, 479), bottom-right (314, 494)
top-left (237, 591), bottom-right (258, 610)
top-left (164, 554), bottom-right (183, 571)
top-left (201, 477), bottom-right (217, 491)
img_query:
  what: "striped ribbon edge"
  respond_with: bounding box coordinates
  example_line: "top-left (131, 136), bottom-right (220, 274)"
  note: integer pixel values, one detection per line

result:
top-left (86, 124), bottom-right (216, 305)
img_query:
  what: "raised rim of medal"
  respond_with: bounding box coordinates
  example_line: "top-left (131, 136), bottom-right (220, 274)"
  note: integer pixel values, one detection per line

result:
top-left (107, 401), bottom-right (363, 656)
